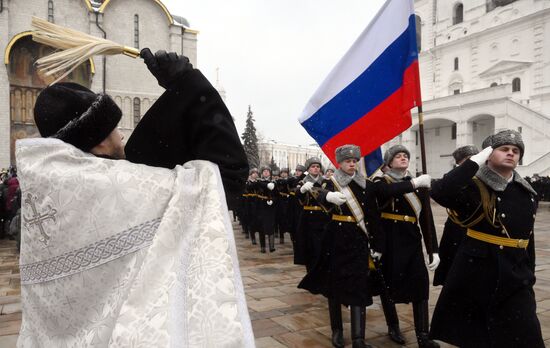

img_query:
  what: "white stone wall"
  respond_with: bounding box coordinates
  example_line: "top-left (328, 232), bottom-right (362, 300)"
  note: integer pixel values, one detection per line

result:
top-left (401, 0), bottom-right (550, 177)
top-left (258, 142), bottom-right (330, 172)
top-left (0, 0), bottom-right (198, 167)
top-left (0, 1), bottom-right (10, 168)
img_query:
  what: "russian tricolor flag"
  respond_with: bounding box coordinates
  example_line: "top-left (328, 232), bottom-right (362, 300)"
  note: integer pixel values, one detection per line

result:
top-left (299, 0), bottom-right (421, 167)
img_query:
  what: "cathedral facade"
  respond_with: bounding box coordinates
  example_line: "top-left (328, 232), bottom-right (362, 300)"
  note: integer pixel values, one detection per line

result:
top-left (0, 0), bottom-right (197, 167)
top-left (386, 0), bottom-right (550, 177)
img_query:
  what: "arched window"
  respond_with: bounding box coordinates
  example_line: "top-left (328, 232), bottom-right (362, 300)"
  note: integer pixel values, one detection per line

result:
top-left (454, 57), bottom-right (459, 71)
top-left (490, 82), bottom-right (498, 87)
top-left (48, 0), bottom-right (54, 23)
top-left (133, 97), bottom-right (141, 127)
top-left (415, 14), bottom-right (422, 52)
top-left (134, 14), bottom-right (139, 49)
top-left (512, 78), bottom-right (521, 92)
top-left (453, 3), bottom-right (464, 25)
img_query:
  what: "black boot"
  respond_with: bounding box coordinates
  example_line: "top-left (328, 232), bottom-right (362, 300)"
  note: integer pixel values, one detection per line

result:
top-left (250, 231), bottom-right (257, 245)
top-left (328, 299), bottom-right (344, 348)
top-left (243, 226), bottom-right (249, 239)
top-left (380, 293), bottom-right (405, 344)
top-left (259, 231), bottom-right (266, 250)
top-left (350, 306), bottom-right (372, 348)
top-left (269, 234), bottom-right (276, 252)
top-left (413, 300), bottom-right (440, 348)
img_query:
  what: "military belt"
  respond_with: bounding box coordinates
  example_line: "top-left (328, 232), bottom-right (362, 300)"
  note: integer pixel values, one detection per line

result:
top-left (256, 195), bottom-right (269, 200)
top-left (289, 191), bottom-right (296, 196)
top-left (279, 192), bottom-right (290, 197)
top-left (303, 205), bottom-right (323, 211)
top-left (381, 212), bottom-right (416, 223)
top-left (466, 229), bottom-right (529, 249)
top-left (332, 214), bottom-right (356, 223)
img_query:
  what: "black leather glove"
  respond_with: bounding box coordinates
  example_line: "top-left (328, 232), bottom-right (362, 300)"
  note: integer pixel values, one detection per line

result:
top-left (140, 48), bottom-right (193, 90)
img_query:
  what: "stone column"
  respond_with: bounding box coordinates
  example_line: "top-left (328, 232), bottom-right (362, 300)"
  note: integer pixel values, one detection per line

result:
top-left (0, 3), bottom-right (11, 167)
top-left (456, 120), bottom-right (473, 147)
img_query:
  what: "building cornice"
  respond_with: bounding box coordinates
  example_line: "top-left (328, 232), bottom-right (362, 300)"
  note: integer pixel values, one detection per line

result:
top-left (98, 0), bottom-right (174, 25)
top-left (424, 7), bottom-right (550, 53)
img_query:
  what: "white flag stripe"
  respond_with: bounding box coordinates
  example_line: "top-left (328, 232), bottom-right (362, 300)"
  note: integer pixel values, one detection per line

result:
top-left (299, 0), bottom-right (414, 123)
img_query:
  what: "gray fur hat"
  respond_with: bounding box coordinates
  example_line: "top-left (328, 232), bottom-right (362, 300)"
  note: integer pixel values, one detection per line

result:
top-left (280, 168), bottom-right (289, 174)
top-left (305, 157), bottom-right (322, 170)
top-left (335, 144), bottom-right (361, 163)
top-left (452, 145), bottom-right (479, 163)
top-left (295, 164), bottom-right (306, 172)
top-left (482, 130), bottom-right (525, 158)
top-left (384, 145), bottom-right (410, 166)
top-left (249, 168), bottom-right (258, 175)
top-left (260, 166), bottom-right (271, 173)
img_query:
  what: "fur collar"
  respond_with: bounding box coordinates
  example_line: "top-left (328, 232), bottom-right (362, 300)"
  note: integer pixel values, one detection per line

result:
top-left (333, 169), bottom-right (366, 189)
top-left (475, 165), bottom-right (537, 195)
top-left (385, 169), bottom-right (413, 182)
top-left (303, 174), bottom-right (324, 185)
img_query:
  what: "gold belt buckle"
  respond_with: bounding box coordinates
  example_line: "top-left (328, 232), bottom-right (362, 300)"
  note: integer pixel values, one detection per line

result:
top-left (347, 216), bottom-right (353, 222)
top-left (517, 239), bottom-right (528, 248)
top-left (403, 215), bottom-right (410, 222)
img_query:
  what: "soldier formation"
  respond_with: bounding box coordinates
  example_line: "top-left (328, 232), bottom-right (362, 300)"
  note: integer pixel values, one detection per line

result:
top-left (236, 129), bottom-right (545, 348)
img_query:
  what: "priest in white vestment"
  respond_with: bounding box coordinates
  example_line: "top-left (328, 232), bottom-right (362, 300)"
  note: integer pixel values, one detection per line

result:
top-left (16, 50), bottom-right (253, 348)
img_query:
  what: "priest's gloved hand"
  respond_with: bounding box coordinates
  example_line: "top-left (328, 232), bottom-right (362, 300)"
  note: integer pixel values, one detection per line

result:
top-left (371, 251), bottom-right (382, 262)
top-left (470, 146), bottom-right (493, 166)
top-left (300, 182), bottom-right (314, 193)
top-left (140, 48), bottom-right (193, 90)
top-left (267, 200), bottom-right (273, 206)
top-left (267, 183), bottom-right (275, 190)
top-left (326, 191), bottom-right (347, 205)
top-left (427, 253), bottom-right (440, 271)
top-left (411, 174), bottom-right (432, 189)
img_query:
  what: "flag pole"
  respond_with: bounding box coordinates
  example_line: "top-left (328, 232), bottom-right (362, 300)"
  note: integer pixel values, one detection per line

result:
top-left (417, 105), bottom-right (428, 174)
top-left (417, 104), bottom-right (434, 262)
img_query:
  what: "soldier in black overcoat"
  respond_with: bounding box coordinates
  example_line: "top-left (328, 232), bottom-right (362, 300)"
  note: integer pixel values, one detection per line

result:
top-left (299, 145), bottom-right (382, 348)
top-left (256, 167), bottom-right (278, 253)
top-left (124, 49), bottom-right (248, 211)
top-left (294, 158), bottom-right (330, 269)
top-left (433, 145), bottom-right (478, 286)
top-left (275, 168), bottom-right (291, 244)
top-left (429, 130), bottom-right (544, 347)
top-left (240, 168), bottom-right (259, 243)
top-left (287, 165), bottom-right (306, 248)
top-left (373, 145), bottom-right (439, 348)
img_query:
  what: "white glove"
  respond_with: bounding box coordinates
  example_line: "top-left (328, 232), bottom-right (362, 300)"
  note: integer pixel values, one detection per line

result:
top-left (411, 174), bottom-right (432, 189)
top-left (304, 171), bottom-right (309, 176)
top-left (427, 253), bottom-right (440, 271)
top-left (267, 200), bottom-right (273, 206)
top-left (267, 182), bottom-right (275, 190)
top-left (470, 146), bottom-right (493, 166)
top-left (300, 181), bottom-right (314, 193)
top-left (326, 191), bottom-right (347, 205)
top-left (371, 251), bottom-right (382, 262)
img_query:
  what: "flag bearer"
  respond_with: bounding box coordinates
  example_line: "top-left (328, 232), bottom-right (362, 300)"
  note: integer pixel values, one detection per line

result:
top-left (373, 145), bottom-right (439, 348)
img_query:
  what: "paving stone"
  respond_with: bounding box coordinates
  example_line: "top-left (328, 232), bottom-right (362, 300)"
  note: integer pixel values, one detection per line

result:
top-left (0, 303), bottom-right (21, 315)
top-left (255, 336), bottom-right (287, 348)
top-left (1, 201), bottom-right (550, 346)
top-left (0, 334), bottom-right (17, 348)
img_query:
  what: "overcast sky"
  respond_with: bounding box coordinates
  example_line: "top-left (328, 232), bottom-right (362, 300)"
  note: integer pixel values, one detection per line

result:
top-left (162, 0), bottom-right (386, 145)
